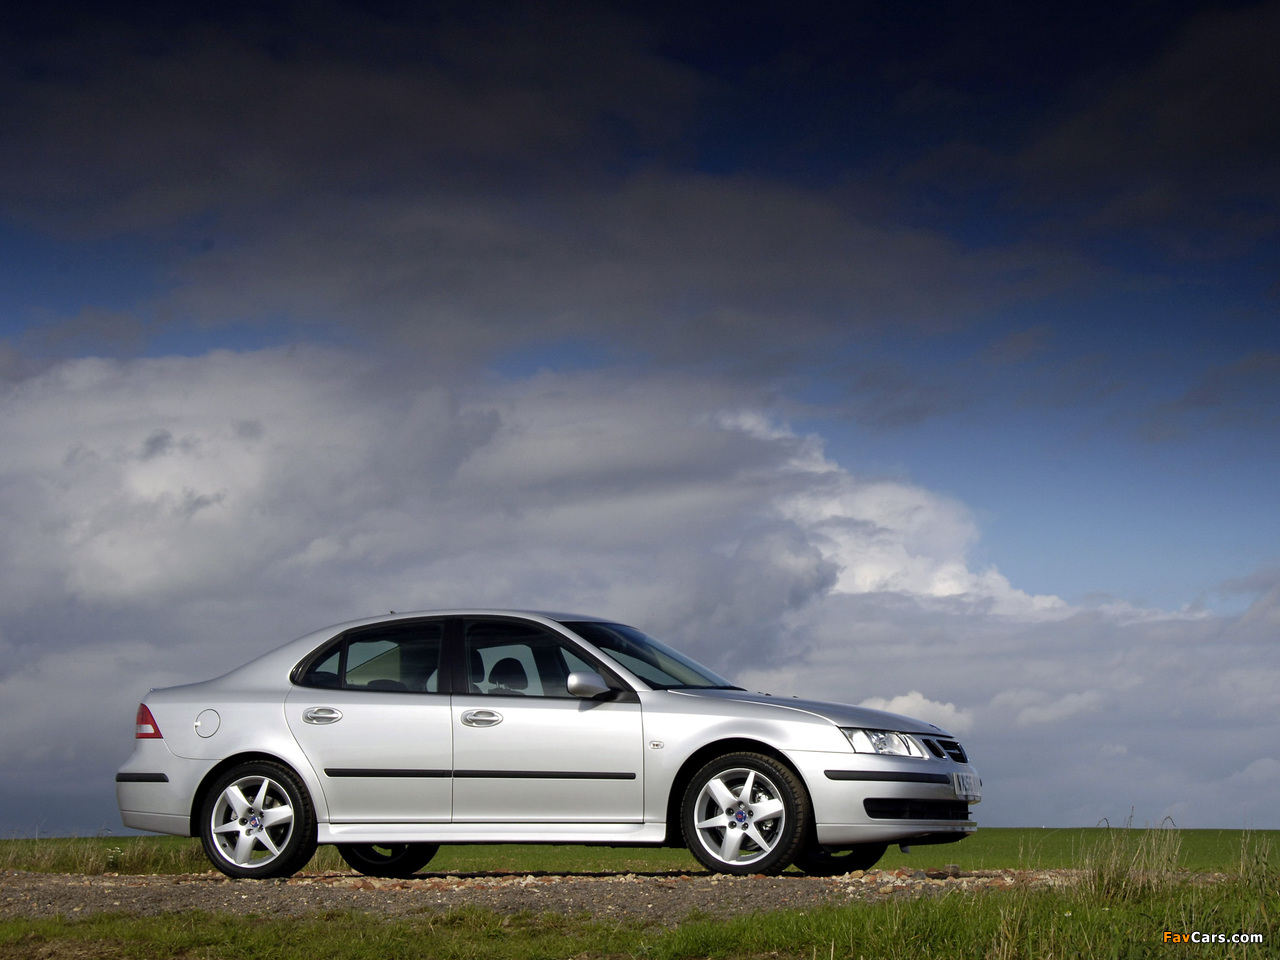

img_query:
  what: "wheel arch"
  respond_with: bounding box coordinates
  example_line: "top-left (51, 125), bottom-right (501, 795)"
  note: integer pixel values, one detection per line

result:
top-left (189, 751), bottom-right (319, 837)
top-left (663, 737), bottom-right (810, 844)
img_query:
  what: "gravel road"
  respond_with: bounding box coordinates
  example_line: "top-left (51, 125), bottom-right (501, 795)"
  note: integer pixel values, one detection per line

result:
top-left (1, 867), bottom-right (1074, 927)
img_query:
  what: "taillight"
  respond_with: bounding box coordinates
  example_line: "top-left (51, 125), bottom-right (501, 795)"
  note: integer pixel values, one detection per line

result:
top-left (135, 704), bottom-right (163, 739)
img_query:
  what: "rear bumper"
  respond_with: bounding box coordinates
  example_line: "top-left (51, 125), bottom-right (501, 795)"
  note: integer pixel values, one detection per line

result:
top-left (115, 741), bottom-right (215, 837)
top-left (117, 807), bottom-right (193, 835)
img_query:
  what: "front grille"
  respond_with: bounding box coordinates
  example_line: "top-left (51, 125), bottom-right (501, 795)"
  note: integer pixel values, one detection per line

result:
top-left (923, 738), bottom-right (967, 763)
top-left (864, 799), bottom-right (972, 821)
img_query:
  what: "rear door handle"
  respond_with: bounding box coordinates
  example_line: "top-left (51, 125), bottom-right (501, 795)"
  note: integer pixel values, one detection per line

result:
top-left (302, 706), bottom-right (343, 724)
top-left (461, 709), bottom-right (503, 727)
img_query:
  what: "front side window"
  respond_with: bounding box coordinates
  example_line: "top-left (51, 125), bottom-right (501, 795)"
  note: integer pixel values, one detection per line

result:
top-left (298, 620), bottom-right (444, 692)
top-left (464, 619), bottom-right (604, 698)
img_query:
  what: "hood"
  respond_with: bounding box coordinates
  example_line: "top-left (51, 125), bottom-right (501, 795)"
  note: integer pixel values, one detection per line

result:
top-left (674, 688), bottom-right (953, 737)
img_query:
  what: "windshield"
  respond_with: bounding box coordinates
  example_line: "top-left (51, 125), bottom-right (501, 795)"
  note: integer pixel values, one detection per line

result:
top-left (561, 621), bottom-right (740, 690)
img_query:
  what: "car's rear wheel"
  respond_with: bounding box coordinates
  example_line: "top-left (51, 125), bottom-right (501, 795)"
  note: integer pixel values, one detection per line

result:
top-left (793, 841), bottom-right (887, 875)
top-left (681, 752), bottom-right (808, 875)
top-left (199, 761), bottom-right (317, 879)
top-left (336, 843), bottom-right (440, 878)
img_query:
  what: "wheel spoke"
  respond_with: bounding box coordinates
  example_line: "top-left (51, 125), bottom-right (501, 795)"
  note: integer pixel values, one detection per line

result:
top-left (222, 784), bottom-right (252, 819)
top-left (260, 804), bottom-right (294, 830)
top-left (706, 776), bottom-right (738, 812)
top-left (744, 822), bottom-right (775, 853)
top-left (752, 796), bottom-right (785, 822)
top-left (252, 778), bottom-right (271, 810)
top-left (233, 831), bottom-right (258, 865)
top-left (717, 824), bottom-right (747, 861)
top-left (696, 812), bottom-right (731, 830)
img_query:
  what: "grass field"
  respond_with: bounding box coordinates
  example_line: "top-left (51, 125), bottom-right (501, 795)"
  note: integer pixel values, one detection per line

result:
top-left (2, 828), bottom-right (1276, 958)
top-left (3, 827), bottom-right (1275, 876)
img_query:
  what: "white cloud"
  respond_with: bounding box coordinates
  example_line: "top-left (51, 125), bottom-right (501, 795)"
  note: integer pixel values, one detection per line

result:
top-left (772, 462), bottom-right (1069, 618)
top-left (858, 690), bottom-right (974, 734)
top-left (1213, 668), bottom-right (1280, 718)
top-left (992, 689), bottom-right (1104, 726)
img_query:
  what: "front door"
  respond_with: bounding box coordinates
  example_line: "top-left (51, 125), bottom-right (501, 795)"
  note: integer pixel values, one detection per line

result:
top-left (450, 618), bottom-right (645, 823)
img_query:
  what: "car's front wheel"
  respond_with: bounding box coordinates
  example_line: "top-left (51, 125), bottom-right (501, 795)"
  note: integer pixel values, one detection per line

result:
top-left (337, 843), bottom-right (440, 878)
top-left (793, 841), bottom-right (887, 875)
top-left (681, 752), bottom-right (808, 875)
top-left (199, 761), bottom-right (317, 879)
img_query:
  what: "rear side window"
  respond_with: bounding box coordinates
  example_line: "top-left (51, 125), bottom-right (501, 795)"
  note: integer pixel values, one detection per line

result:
top-left (297, 621), bottom-right (444, 693)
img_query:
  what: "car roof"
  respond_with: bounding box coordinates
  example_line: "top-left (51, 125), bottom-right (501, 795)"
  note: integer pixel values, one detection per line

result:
top-left (327, 609), bottom-right (612, 630)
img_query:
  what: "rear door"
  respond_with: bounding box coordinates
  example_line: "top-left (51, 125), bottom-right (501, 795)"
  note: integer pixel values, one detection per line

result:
top-left (286, 618), bottom-right (453, 823)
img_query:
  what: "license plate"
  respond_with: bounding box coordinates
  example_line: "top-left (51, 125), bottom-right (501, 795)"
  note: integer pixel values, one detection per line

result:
top-left (952, 772), bottom-right (982, 802)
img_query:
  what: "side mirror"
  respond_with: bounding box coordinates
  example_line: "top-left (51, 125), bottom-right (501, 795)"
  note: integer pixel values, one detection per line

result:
top-left (566, 671), bottom-right (612, 699)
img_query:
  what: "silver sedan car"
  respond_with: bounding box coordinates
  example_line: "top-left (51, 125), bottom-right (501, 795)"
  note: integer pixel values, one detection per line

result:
top-left (117, 610), bottom-right (981, 878)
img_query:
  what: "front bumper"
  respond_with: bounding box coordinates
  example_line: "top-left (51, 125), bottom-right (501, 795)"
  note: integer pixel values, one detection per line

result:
top-left (788, 750), bottom-right (980, 847)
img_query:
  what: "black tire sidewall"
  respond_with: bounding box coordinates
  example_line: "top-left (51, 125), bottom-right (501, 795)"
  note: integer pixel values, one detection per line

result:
top-left (199, 760), bottom-right (317, 879)
top-left (794, 841), bottom-right (887, 875)
top-left (681, 751), bottom-right (809, 875)
top-left (336, 843), bottom-right (440, 878)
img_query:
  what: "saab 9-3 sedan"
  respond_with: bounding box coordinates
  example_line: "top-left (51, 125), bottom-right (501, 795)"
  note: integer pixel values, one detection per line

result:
top-left (117, 610), bottom-right (980, 878)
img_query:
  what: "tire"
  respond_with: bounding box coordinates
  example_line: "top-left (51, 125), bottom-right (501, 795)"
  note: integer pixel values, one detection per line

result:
top-left (681, 752), bottom-right (808, 875)
top-left (337, 843), bottom-right (440, 878)
top-left (199, 761), bottom-right (317, 879)
top-left (793, 841), bottom-right (887, 876)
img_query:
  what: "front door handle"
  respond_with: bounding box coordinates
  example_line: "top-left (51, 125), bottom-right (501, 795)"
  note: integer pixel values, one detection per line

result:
top-left (461, 709), bottom-right (503, 727)
top-left (302, 706), bottom-right (343, 724)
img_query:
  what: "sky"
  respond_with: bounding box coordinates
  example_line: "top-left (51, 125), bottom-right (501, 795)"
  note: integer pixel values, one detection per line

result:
top-left (1, 0), bottom-right (1278, 836)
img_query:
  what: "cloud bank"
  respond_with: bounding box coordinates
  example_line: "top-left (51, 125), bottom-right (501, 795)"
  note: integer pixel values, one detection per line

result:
top-left (1, 347), bottom-right (1277, 833)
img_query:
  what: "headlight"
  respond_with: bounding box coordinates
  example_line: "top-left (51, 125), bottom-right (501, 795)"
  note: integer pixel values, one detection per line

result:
top-left (841, 728), bottom-right (926, 758)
